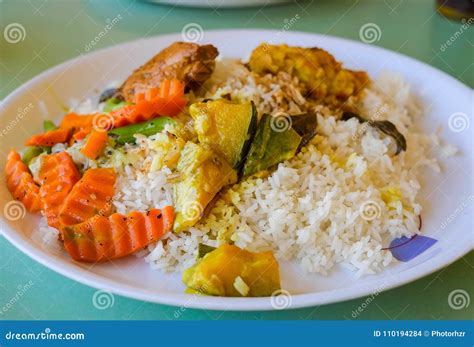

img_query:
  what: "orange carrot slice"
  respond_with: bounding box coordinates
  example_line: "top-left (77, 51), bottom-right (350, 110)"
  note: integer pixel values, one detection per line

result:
top-left (158, 79), bottom-right (171, 98)
top-left (60, 113), bottom-right (94, 131)
top-left (57, 80), bottom-right (186, 133)
top-left (54, 80), bottom-right (185, 138)
top-left (134, 93), bottom-right (145, 103)
top-left (111, 96), bottom-right (186, 128)
top-left (38, 152), bottom-right (81, 229)
top-left (59, 113), bottom-right (95, 145)
top-left (59, 168), bottom-right (116, 226)
top-left (61, 206), bottom-right (174, 262)
top-left (112, 79), bottom-right (186, 128)
top-left (146, 87), bottom-right (159, 100)
top-left (80, 129), bottom-right (108, 159)
top-left (5, 150), bottom-right (42, 212)
top-left (168, 79), bottom-right (185, 97)
top-left (73, 128), bottom-right (90, 141)
top-left (25, 128), bottom-right (70, 147)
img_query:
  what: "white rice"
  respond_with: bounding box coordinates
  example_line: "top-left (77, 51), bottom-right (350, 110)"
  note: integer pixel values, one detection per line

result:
top-left (138, 71), bottom-right (444, 276)
top-left (35, 61), bottom-right (453, 277)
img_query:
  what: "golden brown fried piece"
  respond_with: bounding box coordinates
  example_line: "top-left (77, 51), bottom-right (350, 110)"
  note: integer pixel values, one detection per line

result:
top-left (116, 42), bottom-right (218, 102)
top-left (248, 43), bottom-right (369, 107)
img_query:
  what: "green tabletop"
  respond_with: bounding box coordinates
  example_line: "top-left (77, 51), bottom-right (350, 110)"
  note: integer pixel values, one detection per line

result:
top-left (0, 0), bottom-right (473, 320)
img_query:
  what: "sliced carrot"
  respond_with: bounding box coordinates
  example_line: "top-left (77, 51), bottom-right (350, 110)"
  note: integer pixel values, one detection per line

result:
top-left (38, 152), bottom-right (81, 229)
top-left (73, 128), bottom-right (90, 141)
top-left (59, 168), bottom-right (116, 226)
top-left (111, 104), bottom-right (149, 128)
top-left (55, 80), bottom-right (185, 136)
top-left (80, 129), bottom-right (108, 159)
top-left (61, 206), bottom-right (174, 262)
top-left (59, 113), bottom-right (94, 145)
top-left (134, 93), bottom-right (145, 103)
top-left (168, 79), bottom-right (185, 98)
top-left (25, 128), bottom-right (70, 147)
top-left (5, 150), bottom-right (42, 212)
top-left (60, 113), bottom-right (94, 131)
top-left (111, 96), bottom-right (186, 128)
top-left (158, 79), bottom-right (171, 98)
top-left (59, 112), bottom-right (95, 145)
top-left (57, 80), bottom-right (186, 133)
top-left (150, 94), bottom-right (186, 116)
top-left (112, 79), bottom-right (186, 128)
top-left (146, 86), bottom-right (160, 100)
top-left (161, 205), bottom-right (175, 231)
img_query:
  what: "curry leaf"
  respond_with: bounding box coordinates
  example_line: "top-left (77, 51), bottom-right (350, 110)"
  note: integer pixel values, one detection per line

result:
top-left (342, 111), bottom-right (407, 155)
top-left (198, 243), bottom-right (216, 259)
top-left (291, 113), bottom-right (318, 150)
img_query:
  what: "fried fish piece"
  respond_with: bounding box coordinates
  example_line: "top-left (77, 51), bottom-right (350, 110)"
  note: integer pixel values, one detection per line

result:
top-left (248, 43), bottom-right (369, 107)
top-left (116, 42), bottom-right (218, 102)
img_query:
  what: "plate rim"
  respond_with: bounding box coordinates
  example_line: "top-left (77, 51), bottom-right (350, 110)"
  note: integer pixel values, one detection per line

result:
top-left (1, 29), bottom-right (472, 311)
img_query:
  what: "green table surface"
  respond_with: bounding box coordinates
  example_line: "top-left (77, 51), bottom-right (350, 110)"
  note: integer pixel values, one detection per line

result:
top-left (0, 0), bottom-right (473, 320)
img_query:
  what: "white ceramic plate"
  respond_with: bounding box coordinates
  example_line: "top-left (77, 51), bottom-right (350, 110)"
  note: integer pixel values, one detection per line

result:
top-left (0, 30), bottom-right (472, 311)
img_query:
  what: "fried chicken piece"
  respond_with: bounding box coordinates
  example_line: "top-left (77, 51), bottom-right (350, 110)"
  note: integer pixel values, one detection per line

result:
top-left (248, 44), bottom-right (369, 107)
top-left (115, 42), bottom-right (218, 102)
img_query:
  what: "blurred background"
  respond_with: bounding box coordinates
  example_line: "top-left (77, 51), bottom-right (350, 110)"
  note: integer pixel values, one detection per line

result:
top-left (1, 0), bottom-right (473, 102)
top-left (0, 0), bottom-right (473, 320)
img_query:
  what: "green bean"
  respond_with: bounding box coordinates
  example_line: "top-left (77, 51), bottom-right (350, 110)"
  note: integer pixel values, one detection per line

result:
top-left (103, 98), bottom-right (127, 112)
top-left (109, 117), bottom-right (176, 144)
top-left (43, 120), bottom-right (57, 132)
top-left (22, 146), bottom-right (44, 165)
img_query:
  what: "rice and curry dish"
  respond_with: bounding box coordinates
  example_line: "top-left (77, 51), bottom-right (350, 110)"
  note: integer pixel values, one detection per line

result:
top-left (5, 42), bottom-right (447, 297)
